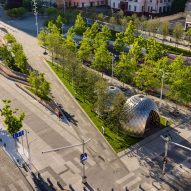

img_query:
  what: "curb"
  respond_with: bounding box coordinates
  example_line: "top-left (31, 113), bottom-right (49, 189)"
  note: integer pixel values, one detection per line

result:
top-left (43, 59), bottom-right (118, 155)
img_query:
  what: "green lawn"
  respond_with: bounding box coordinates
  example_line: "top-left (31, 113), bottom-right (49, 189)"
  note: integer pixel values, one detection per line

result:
top-left (47, 61), bottom-right (142, 152)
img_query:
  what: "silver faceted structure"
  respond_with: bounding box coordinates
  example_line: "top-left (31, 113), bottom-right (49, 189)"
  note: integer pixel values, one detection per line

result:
top-left (120, 94), bottom-right (160, 137)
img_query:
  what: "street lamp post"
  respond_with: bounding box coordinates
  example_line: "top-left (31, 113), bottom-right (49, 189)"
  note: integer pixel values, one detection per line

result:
top-left (32, 0), bottom-right (39, 36)
top-left (42, 138), bottom-right (92, 184)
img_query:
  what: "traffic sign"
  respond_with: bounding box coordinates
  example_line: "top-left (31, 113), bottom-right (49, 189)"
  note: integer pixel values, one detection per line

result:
top-left (80, 153), bottom-right (88, 162)
top-left (12, 130), bottom-right (24, 139)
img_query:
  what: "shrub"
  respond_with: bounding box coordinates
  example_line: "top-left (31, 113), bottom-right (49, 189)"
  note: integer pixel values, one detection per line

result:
top-left (46, 7), bottom-right (58, 16)
top-left (6, 7), bottom-right (26, 18)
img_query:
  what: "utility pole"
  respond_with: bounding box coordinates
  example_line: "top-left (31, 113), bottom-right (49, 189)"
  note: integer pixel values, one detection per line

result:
top-left (32, 0), bottom-right (39, 36)
top-left (42, 138), bottom-right (92, 184)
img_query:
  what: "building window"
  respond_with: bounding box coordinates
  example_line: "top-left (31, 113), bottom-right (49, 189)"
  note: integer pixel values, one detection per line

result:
top-left (148, 6), bottom-right (150, 12)
top-left (142, 6), bottom-right (144, 12)
top-left (101, 1), bottom-right (104, 4)
top-left (113, 2), bottom-right (115, 8)
top-left (160, 0), bottom-right (163, 3)
top-left (134, 6), bottom-right (136, 12)
top-left (129, 5), bottom-right (131, 11)
top-left (134, 0), bottom-right (137, 2)
top-left (82, 2), bottom-right (84, 7)
top-left (150, 0), bottom-right (152, 2)
top-left (151, 6), bottom-right (152, 12)
top-left (159, 7), bottom-right (162, 13)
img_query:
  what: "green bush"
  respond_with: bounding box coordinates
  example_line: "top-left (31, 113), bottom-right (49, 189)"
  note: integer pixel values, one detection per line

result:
top-left (6, 7), bottom-right (26, 18)
top-left (46, 7), bottom-right (58, 16)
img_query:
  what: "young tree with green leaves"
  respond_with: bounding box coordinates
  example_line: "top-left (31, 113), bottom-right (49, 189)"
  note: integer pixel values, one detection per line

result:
top-left (46, 22), bottom-right (63, 62)
top-left (115, 52), bottom-right (136, 85)
top-left (134, 60), bottom-right (160, 91)
top-left (94, 78), bottom-right (109, 116)
top-left (161, 21), bottom-right (169, 43)
top-left (77, 37), bottom-right (93, 62)
top-left (38, 28), bottom-right (48, 54)
top-left (65, 50), bottom-right (81, 86)
top-left (172, 22), bottom-right (184, 47)
top-left (14, 50), bottom-right (27, 73)
top-left (106, 92), bottom-right (126, 130)
top-left (92, 42), bottom-right (112, 75)
top-left (124, 20), bottom-right (135, 45)
top-left (186, 28), bottom-right (191, 49)
top-left (4, 33), bottom-right (16, 44)
top-left (168, 56), bottom-right (191, 104)
top-left (64, 27), bottom-right (76, 51)
top-left (94, 25), bottom-right (111, 49)
top-left (28, 72), bottom-right (51, 100)
top-left (74, 13), bottom-right (86, 35)
top-left (114, 32), bottom-right (125, 52)
top-left (145, 38), bottom-right (165, 61)
top-left (1, 99), bottom-right (25, 135)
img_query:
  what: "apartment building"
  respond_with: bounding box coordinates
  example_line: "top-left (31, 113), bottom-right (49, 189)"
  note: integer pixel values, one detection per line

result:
top-left (56, 0), bottom-right (105, 8)
top-left (110, 0), bottom-right (174, 14)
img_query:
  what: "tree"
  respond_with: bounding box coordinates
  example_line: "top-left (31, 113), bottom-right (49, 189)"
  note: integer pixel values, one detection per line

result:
top-left (83, 21), bottom-right (99, 40)
top-left (28, 72), bottom-right (51, 100)
top-left (168, 56), bottom-right (191, 104)
top-left (4, 33), bottom-right (16, 44)
top-left (46, 23), bottom-right (63, 62)
top-left (115, 52), bottom-right (136, 84)
top-left (38, 28), bottom-right (49, 54)
top-left (129, 37), bottom-right (143, 62)
top-left (56, 15), bottom-right (66, 30)
top-left (94, 25), bottom-right (111, 49)
top-left (186, 28), bottom-right (191, 49)
top-left (134, 60), bottom-right (160, 91)
top-left (147, 19), bottom-right (160, 37)
top-left (74, 13), bottom-right (86, 35)
top-left (114, 32), bottom-right (125, 52)
top-left (14, 50), bottom-right (27, 73)
top-left (145, 38), bottom-right (165, 61)
top-left (94, 78), bottom-right (108, 116)
top-left (65, 50), bottom-right (80, 86)
top-left (124, 20), bottom-right (135, 45)
top-left (77, 37), bottom-right (93, 62)
top-left (0, 99), bottom-right (25, 135)
top-left (106, 92), bottom-right (126, 130)
top-left (161, 21), bottom-right (169, 43)
top-left (64, 27), bottom-right (76, 51)
top-left (92, 42), bottom-right (112, 75)
top-left (172, 22), bottom-right (184, 47)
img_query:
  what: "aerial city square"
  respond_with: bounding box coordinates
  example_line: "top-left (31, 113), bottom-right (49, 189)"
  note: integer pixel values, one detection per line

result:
top-left (0, 0), bottom-right (190, 190)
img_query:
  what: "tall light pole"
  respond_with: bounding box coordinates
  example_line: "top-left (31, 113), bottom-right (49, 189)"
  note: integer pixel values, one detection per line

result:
top-left (42, 138), bottom-right (92, 184)
top-left (32, 0), bottom-right (39, 36)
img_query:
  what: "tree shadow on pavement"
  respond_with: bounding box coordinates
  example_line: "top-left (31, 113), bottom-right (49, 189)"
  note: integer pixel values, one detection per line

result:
top-left (60, 108), bottom-right (78, 126)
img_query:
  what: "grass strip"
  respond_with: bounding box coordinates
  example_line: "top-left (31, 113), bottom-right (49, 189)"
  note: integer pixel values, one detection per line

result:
top-left (47, 61), bottom-right (142, 152)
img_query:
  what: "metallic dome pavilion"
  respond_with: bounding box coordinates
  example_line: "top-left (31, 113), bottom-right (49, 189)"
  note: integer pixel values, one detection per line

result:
top-left (120, 94), bottom-right (160, 137)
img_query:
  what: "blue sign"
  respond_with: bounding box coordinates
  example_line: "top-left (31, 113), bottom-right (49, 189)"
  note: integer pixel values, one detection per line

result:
top-left (13, 130), bottom-right (24, 139)
top-left (80, 153), bottom-right (88, 162)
